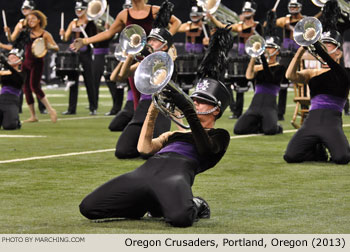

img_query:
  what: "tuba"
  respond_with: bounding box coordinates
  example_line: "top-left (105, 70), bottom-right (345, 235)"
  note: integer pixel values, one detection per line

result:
top-left (245, 34), bottom-right (266, 57)
top-left (86, 0), bottom-right (115, 31)
top-left (135, 51), bottom-right (194, 129)
top-left (293, 16), bottom-right (327, 64)
top-left (197, 0), bottom-right (240, 24)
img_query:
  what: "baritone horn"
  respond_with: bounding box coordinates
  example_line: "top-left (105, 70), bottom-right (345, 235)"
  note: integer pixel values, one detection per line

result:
top-left (86, 0), bottom-right (115, 31)
top-left (245, 34), bottom-right (266, 57)
top-left (197, 0), bottom-right (240, 24)
top-left (293, 16), bottom-right (327, 64)
top-left (134, 52), bottom-right (194, 129)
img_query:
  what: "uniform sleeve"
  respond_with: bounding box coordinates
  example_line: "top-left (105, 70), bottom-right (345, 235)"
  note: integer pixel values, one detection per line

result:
top-left (314, 42), bottom-right (350, 87)
top-left (260, 54), bottom-right (286, 84)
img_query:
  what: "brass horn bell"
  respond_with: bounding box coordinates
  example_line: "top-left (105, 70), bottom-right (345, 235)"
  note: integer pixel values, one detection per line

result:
top-left (135, 52), bottom-right (194, 129)
top-left (293, 17), bottom-right (327, 65)
top-left (245, 34), bottom-right (266, 57)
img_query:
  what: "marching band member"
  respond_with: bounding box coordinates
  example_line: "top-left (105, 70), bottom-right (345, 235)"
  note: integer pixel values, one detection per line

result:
top-left (59, 0), bottom-right (97, 115)
top-left (3, 0), bottom-right (46, 114)
top-left (112, 1), bottom-right (178, 159)
top-left (319, 0), bottom-right (350, 116)
top-left (71, 0), bottom-right (181, 110)
top-left (11, 10), bottom-right (58, 123)
top-left (79, 27), bottom-right (233, 227)
top-left (271, 0), bottom-right (304, 120)
top-left (208, 1), bottom-right (263, 119)
top-left (234, 35), bottom-right (285, 135)
top-left (177, 4), bottom-right (209, 54)
top-left (284, 24), bottom-right (350, 164)
top-left (0, 49), bottom-right (25, 130)
top-left (273, 0), bottom-right (303, 51)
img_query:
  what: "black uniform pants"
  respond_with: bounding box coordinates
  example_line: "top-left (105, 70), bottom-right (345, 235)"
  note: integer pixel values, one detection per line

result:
top-left (67, 52), bottom-right (96, 113)
top-left (0, 94), bottom-right (20, 130)
top-left (108, 100), bottom-right (134, 132)
top-left (115, 99), bottom-right (171, 159)
top-left (284, 109), bottom-right (350, 164)
top-left (79, 153), bottom-right (198, 227)
top-left (234, 93), bottom-right (281, 135)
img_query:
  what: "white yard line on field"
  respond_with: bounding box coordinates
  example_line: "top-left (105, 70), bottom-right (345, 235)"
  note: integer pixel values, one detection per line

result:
top-left (2, 125), bottom-right (350, 164)
top-left (0, 149), bottom-right (115, 164)
top-left (0, 135), bottom-right (46, 138)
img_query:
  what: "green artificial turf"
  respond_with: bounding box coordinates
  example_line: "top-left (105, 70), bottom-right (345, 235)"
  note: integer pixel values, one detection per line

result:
top-left (1, 86), bottom-right (350, 233)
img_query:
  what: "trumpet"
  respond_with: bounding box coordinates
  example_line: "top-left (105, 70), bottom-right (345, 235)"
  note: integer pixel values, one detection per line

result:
top-left (245, 34), bottom-right (266, 57)
top-left (135, 51), bottom-right (194, 129)
top-left (293, 16), bottom-right (327, 64)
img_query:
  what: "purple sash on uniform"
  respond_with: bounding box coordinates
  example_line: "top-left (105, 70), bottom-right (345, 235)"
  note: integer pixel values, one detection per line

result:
top-left (255, 83), bottom-right (280, 96)
top-left (93, 48), bottom-right (109, 55)
top-left (127, 89), bottom-right (133, 101)
top-left (185, 43), bottom-right (204, 53)
top-left (140, 94), bottom-right (152, 100)
top-left (238, 42), bottom-right (245, 56)
top-left (310, 94), bottom-right (346, 113)
top-left (157, 141), bottom-right (199, 162)
top-left (0, 86), bottom-right (21, 97)
top-left (283, 38), bottom-right (299, 51)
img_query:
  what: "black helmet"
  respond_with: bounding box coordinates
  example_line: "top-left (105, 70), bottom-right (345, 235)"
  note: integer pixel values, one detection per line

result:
top-left (321, 30), bottom-right (343, 49)
top-left (75, 0), bottom-right (88, 10)
top-left (148, 28), bottom-right (173, 49)
top-left (22, 0), bottom-right (35, 10)
top-left (190, 6), bottom-right (204, 22)
top-left (190, 78), bottom-right (231, 119)
top-left (288, 0), bottom-right (302, 14)
top-left (242, 1), bottom-right (257, 14)
top-left (265, 36), bottom-right (281, 50)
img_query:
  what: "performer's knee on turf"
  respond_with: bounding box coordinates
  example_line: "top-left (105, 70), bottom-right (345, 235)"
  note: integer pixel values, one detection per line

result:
top-left (166, 208), bottom-right (195, 227)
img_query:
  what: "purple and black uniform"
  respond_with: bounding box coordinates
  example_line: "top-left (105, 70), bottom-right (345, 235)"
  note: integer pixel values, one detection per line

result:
top-left (79, 105), bottom-right (230, 227)
top-left (65, 20), bottom-right (97, 114)
top-left (234, 54), bottom-right (285, 135)
top-left (284, 43), bottom-right (350, 164)
top-left (0, 58), bottom-right (25, 129)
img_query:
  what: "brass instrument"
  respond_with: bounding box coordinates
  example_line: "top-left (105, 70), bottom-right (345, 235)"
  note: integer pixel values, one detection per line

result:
top-left (245, 34), bottom-right (266, 57)
top-left (197, 0), bottom-right (240, 24)
top-left (135, 51), bottom-right (194, 129)
top-left (86, 0), bottom-right (115, 31)
top-left (293, 16), bottom-right (327, 64)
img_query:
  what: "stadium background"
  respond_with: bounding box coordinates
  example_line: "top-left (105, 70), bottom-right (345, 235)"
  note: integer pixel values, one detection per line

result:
top-left (3, 0), bottom-right (345, 44)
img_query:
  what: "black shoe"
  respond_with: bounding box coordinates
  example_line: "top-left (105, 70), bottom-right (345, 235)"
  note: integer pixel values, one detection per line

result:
top-left (40, 109), bottom-right (48, 114)
top-left (193, 197), bottom-right (210, 219)
top-left (278, 114), bottom-right (285, 121)
top-left (344, 111), bottom-right (350, 116)
top-left (62, 111), bottom-right (76, 115)
top-left (89, 110), bottom-right (97, 115)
